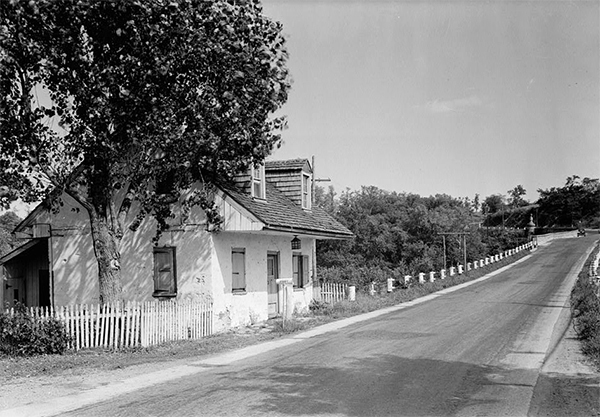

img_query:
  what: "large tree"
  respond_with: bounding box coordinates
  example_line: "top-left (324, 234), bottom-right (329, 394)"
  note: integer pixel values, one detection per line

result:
top-left (0, 0), bottom-right (290, 303)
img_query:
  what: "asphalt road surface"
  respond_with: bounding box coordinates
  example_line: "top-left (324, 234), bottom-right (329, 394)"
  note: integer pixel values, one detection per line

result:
top-left (62, 236), bottom-right (598, 417)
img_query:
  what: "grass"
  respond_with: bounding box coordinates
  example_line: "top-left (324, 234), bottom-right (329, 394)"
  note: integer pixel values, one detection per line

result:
top-left (0, 249), bottom-right (532, 383)
top-left (570, 241), bottom-right (600, 371)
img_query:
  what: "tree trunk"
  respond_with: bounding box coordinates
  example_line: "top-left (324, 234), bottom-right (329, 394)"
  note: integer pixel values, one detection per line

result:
top-left (89, 210), bottom-right (123, 304)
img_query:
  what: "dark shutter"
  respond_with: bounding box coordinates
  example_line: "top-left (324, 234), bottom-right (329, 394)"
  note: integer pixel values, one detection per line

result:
top-left (153, 247), bottom-right (177, 297)
top-left (302, 256), bottom-right (309, 287)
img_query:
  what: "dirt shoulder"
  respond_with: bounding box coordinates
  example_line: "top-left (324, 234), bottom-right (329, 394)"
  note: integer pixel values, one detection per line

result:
top-left (529, 320), bottom-right (600, 417)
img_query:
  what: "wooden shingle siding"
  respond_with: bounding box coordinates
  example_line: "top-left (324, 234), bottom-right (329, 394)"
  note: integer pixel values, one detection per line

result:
top-left (266, 170), bottom-right (302, 206)
top-left (232, 173), bottom-right (251, 194)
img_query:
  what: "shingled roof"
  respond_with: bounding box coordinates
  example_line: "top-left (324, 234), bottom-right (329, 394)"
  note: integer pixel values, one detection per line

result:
top-left (218, 181), bottom-right (353, 239)
top-left (265, 159), bottom-right (310, 171)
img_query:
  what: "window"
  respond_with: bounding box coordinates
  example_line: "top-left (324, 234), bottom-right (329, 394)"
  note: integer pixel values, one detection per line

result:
top-left (302, 173), bottom-right (311, 209)
top-left (232, 248), bottom-right (246, 292)
top-left (292, 254), bottom-right (309, 288)
top-left (251, 165), bottom-right (266, 199)
top-left (153, 247), bottom-right (177, 297)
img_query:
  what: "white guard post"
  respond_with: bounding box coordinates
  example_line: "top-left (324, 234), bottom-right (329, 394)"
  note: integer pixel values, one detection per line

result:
top-left (387, 278), bottom-right (395, 292)
top-left (276, 278), bottom-right (294, 320)
top-left (348, 285), bottom-right (356, 301)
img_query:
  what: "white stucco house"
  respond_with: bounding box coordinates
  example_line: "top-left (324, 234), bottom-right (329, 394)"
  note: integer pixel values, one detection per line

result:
top-left (0, 159), bottom-right (353, 330)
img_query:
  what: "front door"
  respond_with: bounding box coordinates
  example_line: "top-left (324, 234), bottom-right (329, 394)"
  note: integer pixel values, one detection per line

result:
top-left (267, 254), bottom-right (279, 318)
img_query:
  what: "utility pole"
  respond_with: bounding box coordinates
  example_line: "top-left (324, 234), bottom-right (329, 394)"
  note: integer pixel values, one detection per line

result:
top-left (311, 155), bottom-right (331, 284)
top-left (438, 231), bottom-right (470, 274)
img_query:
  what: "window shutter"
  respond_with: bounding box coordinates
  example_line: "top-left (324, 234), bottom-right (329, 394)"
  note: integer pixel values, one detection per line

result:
top-left (153, 248), bottom-right (176, 296)
top-left (302, 255), bottom-right (309, 287)
top-left (292, 254), bottom-right (300, 287)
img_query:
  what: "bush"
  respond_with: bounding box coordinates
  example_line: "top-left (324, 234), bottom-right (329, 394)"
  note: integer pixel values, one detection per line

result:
top-left (0, 304), bottom-right (71, 356)
top-left (570, 244), bottom-right (600, 370)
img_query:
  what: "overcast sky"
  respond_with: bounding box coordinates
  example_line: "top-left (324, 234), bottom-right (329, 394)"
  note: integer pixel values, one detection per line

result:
top-left (262, 0), bottom-right (600, 201)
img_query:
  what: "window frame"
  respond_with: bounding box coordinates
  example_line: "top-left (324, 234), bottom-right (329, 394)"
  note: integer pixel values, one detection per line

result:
top-left (301, 173), bottom-right (311, 209)
top-left (231, 248), bottom-right (247, 293)
top-left (152, 246), bottom-right (177, 298)
top-left (250, 165), bottom-right (266, 200)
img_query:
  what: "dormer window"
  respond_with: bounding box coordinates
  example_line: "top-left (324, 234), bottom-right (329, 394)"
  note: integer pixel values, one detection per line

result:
top-left (302, 173), bottom-right (311, 209)
top-left (251, 165), bottom-right (266, 200)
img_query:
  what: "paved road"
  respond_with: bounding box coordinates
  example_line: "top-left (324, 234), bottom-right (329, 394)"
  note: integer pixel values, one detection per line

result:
top-left (57, 237), bottom-right (598, 416)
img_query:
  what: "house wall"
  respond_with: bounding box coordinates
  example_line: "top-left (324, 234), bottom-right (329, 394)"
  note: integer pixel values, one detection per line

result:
top-left (211, 232), bottom-right (315, 330)
top-left (14, 185), bottom-right (320, 331)
top-left (46, 190), bottom-right (214, 306)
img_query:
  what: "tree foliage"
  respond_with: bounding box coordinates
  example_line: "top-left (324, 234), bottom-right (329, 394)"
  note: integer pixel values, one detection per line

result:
top-left (0, 0), bottom-right (290, 302)
top-left (507, 185), bottom-right (528, 208)
top-left (316, 186), bottom-right (521, 277)
top-left (0, 211), bottom-right (22, 257)
top-left (482, 194), bottom-right (505, 214)
top-left (537, 176), bottom-right (600, 228)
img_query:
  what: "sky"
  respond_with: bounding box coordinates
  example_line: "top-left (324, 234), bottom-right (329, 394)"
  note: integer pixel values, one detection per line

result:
top-left (262, 0), bottom-right (600, 201)
top-left (4, 0), bottom-right (599, 218)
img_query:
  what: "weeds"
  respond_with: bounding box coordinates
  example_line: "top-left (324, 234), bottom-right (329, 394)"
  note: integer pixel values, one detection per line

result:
top-left (571, 242), bottom-right (600, 370)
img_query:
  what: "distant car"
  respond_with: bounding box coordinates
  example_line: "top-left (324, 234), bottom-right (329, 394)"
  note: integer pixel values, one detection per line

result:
top-left (577, 228), bottom-right (586, 237)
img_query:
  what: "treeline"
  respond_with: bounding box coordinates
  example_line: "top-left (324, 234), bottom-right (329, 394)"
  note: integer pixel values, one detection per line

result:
top-left (315, 186), bottom-right (525, 289)
top-left (484, 176), bottom-right (600, 229)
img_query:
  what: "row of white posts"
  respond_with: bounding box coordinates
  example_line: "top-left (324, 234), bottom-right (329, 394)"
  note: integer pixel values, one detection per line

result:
top-left (589, 247), bottom-right (600, 297)
top-left (389, 240), bottom-right (537, 290)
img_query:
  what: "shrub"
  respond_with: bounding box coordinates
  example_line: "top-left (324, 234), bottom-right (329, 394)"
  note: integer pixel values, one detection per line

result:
top-left (570, 244), bottom-right (600, 370)
top-left (0, 304), bottom-right (71, 356)
top-left (271, 318), bottom-right (310, 334)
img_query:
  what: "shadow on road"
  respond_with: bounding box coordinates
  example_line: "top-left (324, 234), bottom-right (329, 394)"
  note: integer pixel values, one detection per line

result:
top-left (216, 354), bottom-right (513, 416)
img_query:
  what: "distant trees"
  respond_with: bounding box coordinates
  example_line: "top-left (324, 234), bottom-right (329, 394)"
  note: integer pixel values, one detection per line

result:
top-left (482, 194), bottom-right (505, 214)
top-left (537, 176), bottom-right (600, 228)
top-left (315, 186), bottom-right (512, 278)
top-left (507, 185), bottom-right (528, 208)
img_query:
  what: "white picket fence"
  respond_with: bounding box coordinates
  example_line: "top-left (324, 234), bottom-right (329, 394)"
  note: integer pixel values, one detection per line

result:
top-left (4, 299), bottom-right (213, 351)
top-left (314, 282), bottom-right (348, 304)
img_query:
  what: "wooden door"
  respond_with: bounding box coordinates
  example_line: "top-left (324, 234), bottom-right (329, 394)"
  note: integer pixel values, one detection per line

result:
top-left (267, 254), bottom-right (279, 318)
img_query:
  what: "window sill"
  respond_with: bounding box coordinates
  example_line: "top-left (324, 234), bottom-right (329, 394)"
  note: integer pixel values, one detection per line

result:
top-left (232, 290), bottom-right (247, 295)
top-left (152, 292), bottom-right (176, 298)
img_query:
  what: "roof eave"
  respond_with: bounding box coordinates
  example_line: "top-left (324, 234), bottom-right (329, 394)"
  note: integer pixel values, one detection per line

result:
top-left (262, 225), bottom-right (354, 240)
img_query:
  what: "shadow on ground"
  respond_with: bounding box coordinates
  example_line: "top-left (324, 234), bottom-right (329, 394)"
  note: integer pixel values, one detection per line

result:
top-left (529, 372), bottom-right (600, 417)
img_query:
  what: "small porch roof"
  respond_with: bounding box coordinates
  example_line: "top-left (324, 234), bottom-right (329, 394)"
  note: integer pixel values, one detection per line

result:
top-left (0, 239), bottom-right (45, 265)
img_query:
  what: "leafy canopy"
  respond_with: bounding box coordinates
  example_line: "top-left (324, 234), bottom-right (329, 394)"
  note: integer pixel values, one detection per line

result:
top-left (0, 0), bottom-right (290, 228)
